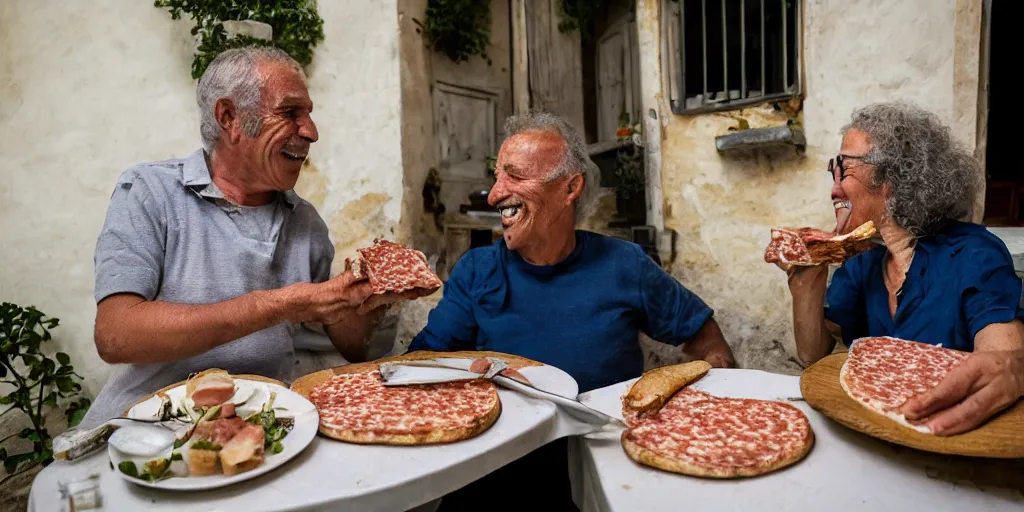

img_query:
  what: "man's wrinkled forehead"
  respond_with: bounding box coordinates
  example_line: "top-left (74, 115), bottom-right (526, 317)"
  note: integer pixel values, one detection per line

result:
top-left (498, 130), bottom-right (565, 178)
top-left (257, 60), bottom-right (313, 110)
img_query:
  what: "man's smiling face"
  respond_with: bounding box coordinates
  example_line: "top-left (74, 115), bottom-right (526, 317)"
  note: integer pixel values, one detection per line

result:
top-left (239, 59), bottom-right (319, 192)
top-left (487, 130), bottom-right (576, 254)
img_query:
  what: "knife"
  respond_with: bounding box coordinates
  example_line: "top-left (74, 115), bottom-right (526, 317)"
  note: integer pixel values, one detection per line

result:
top-left (378, 358), bottom-right (626, 429)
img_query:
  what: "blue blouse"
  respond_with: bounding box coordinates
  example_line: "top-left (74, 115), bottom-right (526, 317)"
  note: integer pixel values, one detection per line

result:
top-left (825, 222), bottom-right (1023, 351)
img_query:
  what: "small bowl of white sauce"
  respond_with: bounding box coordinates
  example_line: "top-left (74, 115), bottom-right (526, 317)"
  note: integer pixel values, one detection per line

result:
top-left (107, 424), bottom-right (176, 475)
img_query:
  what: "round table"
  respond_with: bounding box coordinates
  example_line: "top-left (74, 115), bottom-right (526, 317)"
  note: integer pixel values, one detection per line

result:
top-left (29, 365), bottom-right (579, 512)
top-left (571, 369), bottom-right (1024, 512)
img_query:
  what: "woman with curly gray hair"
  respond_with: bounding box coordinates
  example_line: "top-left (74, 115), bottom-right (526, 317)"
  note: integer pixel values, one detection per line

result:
top-left (781, 102), bottom-right (1024, 435)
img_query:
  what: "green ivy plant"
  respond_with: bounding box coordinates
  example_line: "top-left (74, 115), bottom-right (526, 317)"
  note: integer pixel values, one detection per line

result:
top-left (557, 0), bottom-right (609, 42)
top-left (420, 0), bottom-right (492, 64)
top-left (154, 0), bottom-right (325, 79)
top-left (0, 303), bottom-right (90, 485)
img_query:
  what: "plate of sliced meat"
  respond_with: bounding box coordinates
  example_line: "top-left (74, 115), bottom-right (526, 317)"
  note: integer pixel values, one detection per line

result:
top-left (801, 338), bottom-right (1024, 458)
top-left (764, 220), bottom-right (878, 266)
top-left (114, 369), bottom-right (319, 490)
top-left (619, 361), bottom-right (814, 478)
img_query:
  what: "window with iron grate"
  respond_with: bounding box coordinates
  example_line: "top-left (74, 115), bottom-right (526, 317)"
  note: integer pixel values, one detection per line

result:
top-left (666, 0), bottom-right (801, 115)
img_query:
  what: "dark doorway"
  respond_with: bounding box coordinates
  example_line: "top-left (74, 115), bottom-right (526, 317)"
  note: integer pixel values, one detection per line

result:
top-left (983, 0), bottom-right (1020, 225)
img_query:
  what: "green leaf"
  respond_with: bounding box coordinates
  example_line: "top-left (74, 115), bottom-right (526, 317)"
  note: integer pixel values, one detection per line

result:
top-left (171, 452), bottom-right (183, 461)
top-left (118, 460), bottom-right (139, 478)
top-left (65, 398), bottom-right (91, 427)
top-left (39, 449), bottom-right (53, 467)
top-left (270, 441), bottom-right (283, 454)
top-left (4, 452), bottom-right (34, 473)
top-left (67, 408), bottom-right (87, 427)
top-left (56, 377), bottom-right (75, 393)
top-left (0, 395), bottom-right (11, 405)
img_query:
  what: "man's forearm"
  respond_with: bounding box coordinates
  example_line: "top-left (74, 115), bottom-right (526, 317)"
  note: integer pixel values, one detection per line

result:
top-left (324, 308), bottom-right (383, 363)
top-left (682, 317), bottom-right (735, 367)
top-left (95, 290), bottom-right (296, 365)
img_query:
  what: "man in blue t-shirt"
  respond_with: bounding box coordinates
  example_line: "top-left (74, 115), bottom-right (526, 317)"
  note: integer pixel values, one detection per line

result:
top-left (409, 112), bottom-right (734, 392)
top-left (408, 112), bottom-right (734, 511)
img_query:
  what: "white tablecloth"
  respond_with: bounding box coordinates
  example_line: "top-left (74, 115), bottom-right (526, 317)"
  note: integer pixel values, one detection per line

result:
top-left (29, 365), bottom-right (600, 512)
top-left (572, 369), bottom-right (1024, 512)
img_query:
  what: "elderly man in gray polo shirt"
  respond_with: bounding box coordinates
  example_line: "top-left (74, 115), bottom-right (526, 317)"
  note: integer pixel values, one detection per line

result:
top-left (79, 47), bottom-right (398, 428)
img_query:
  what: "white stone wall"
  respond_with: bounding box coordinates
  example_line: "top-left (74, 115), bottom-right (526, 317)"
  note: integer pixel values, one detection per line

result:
top-left (0, 0), bottom-right (403, 397)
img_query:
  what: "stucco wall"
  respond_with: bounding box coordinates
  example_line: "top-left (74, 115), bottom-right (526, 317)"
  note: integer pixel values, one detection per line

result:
top-left (0, 0), bottom-right (403, 397)
top-left (638, 0), bottom-right (976, 373)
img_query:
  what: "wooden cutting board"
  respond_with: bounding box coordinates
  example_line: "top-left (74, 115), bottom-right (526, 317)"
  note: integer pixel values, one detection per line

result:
top-left (800, 352), bottom-right (1024, 459)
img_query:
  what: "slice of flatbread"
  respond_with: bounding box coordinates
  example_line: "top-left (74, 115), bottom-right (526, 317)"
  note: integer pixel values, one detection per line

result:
top-left (838, 337), bottom-right (969, 435)
top-left (621, 360), bottom-right (712, 413)
top-left (765, 220), bottom-right (877, 266)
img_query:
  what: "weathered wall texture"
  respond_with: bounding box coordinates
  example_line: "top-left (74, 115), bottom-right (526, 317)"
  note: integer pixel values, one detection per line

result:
top-left (397, 0), bottom-right (440, 254)
top-left (0, 0), bottom-right (404, 397)
top-left (638, 0), bottom-right (974, 374)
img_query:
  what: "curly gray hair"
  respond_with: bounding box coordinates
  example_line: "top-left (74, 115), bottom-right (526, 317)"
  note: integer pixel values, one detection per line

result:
top-left (502, 112), bottom-right (599, 223)
top-left (842, 102), bottom-right (979, 237)
top-left (197, 46), bottom-right (305, 151)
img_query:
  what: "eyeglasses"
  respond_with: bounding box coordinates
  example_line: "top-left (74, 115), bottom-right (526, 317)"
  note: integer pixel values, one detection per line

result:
top-left (828, 154), bottom-right (870, 181)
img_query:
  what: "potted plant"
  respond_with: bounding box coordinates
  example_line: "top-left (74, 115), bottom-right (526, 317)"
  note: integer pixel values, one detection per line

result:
top-left (0, 303), bottom-right (90, 486)
top-left (154, 0), bottom-right (325, 79)
top-left (614, 116), bottom-right (646, 224)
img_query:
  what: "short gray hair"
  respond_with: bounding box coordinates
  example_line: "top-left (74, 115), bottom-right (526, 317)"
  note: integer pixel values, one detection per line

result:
top-left (196, 46), bottom-right (305, 151)
top-left (842, 102), bottom-right (979, 237)
top-left (502, 112), bottom-right (599, 223)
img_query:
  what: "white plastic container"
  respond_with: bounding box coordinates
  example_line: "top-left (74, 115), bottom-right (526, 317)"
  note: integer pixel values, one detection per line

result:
top-left (106, 424), bottom-right (176, 476)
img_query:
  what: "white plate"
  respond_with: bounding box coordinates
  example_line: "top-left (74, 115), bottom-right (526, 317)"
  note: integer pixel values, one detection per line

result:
top-left (516, 365), bottom-right (579, 398)
top-left (116, 379), bottom-right (318, 491)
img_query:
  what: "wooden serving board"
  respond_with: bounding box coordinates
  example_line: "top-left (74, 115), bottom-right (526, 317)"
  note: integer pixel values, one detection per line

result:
top-left (800, 352), bottom-right (1024, 459)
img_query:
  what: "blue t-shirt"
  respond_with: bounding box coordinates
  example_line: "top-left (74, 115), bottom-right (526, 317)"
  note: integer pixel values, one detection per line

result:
top-left (409, 231), bottom-right (714, 393)
top-left (825, 222), bottom-right (1024, 351)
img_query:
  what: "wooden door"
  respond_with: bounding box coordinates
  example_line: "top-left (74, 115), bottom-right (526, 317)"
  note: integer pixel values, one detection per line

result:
top-left (430, 0), bottom-right (513, 217)
top-left (595, 10), bottom-right (641, 143)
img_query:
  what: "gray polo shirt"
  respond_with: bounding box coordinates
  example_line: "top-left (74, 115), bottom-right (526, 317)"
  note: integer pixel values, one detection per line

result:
top-left (80, 149), bottom-right (333, 428)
